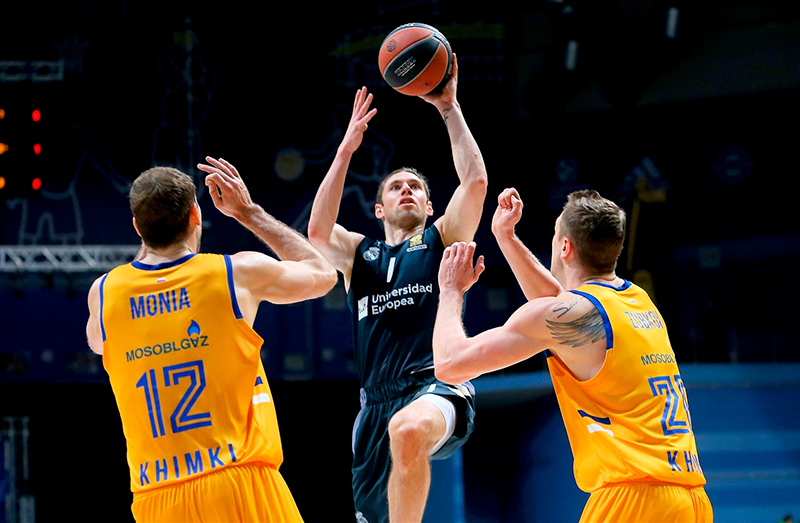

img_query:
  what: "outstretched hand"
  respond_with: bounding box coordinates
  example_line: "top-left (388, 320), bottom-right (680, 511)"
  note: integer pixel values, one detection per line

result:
top-left (197, 157), bottom-right (254, 219)
top-left (491, 187), bottom-right (524, 240)
top-left (340, 87), bottom-right (378, 156)
top-left (439, 241), bottom-right (485, 295)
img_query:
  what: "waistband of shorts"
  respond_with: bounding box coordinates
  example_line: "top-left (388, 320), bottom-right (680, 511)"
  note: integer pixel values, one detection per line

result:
top-left (132, 461), bottom-right (280, 498)
top-left (360, 369), bottom-right (435, 406)
top-left (596, 480), bottom-right (707, 491)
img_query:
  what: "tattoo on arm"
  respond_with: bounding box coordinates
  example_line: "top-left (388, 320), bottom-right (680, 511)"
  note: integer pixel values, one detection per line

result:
top-left (546, 307), bottom-right (606, 348)
top-left (553, 300), bottom-right (578, 318)
top-left (441, 107), bottom-right (451, 126)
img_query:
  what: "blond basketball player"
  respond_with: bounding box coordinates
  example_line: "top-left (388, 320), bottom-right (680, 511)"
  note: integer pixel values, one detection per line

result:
top-left (433, 188), bottom-right (713, 522)
top-left (85, 158), bottom-right (337, 522)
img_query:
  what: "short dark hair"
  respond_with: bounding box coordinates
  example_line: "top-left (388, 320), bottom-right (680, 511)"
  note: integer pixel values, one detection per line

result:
top-left (560, 190), bottom-right (626, 274)
top-left (129, 167), bottom-right (197, 249)
top-left (375, 167), bottom-right (431, 205)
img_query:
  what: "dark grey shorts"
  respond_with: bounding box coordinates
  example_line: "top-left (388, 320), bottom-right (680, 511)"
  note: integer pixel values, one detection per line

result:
top-left (351, 371), bottom-right (475, 523)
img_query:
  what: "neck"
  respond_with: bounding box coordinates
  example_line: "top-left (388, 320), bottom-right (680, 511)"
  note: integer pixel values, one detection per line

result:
top-left (564, 267), bottom-right (621, 290)
top-left (140, 242), bottom-right (194, 265)
top-left (383, 222), bottom-right (426, 246)
top-left (578, 273), bottom-right (620, 287)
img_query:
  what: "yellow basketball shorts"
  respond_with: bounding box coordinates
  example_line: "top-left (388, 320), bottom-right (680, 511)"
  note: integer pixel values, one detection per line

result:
top-left (131, 462), bottom-right (303, 523)
top-left (580, 483), bottom-right (713, 523)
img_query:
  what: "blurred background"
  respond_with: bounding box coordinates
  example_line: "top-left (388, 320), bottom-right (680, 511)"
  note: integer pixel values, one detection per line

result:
top-left (1, 0), bottom-right (799, 522)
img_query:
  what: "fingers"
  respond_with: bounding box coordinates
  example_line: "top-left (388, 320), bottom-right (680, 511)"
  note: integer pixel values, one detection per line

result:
top-left (443, 244), bottom-right (454, 262)
top-left (358, 107), bottom-right (378, 131)
top-left (353, 86), bottom-right (363, 108)
top-left (447, 241), bottom-right (479, 265)
top-left (441, 242), bottom-right (485, 289)
top-left (350, 87), bottom-right (377, 132)
top-left (206, 179), bottom-right (223, 207)
top-left (474, 254), bottom-right (486, 279)
top-left (201, 157), bottom-right (237, 197)
top-left (220, 158), bottom-right (241, 179)
top-left (496, 187), bottom-right (522, 209)
top-left (199, 156), bottom-right (241, 181)
top-left (496, 187), bottom-right (519, 203)
top-left (510, 194), bottom-right (522, 213)
top-left (354, 87), bottom-right (374, 116)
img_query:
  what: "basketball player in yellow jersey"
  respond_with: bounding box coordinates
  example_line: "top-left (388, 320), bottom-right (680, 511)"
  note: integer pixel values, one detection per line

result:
top-left (85, 158), bottom-right (337, 523)
top-left (432, 188), bottom-right (713, 522)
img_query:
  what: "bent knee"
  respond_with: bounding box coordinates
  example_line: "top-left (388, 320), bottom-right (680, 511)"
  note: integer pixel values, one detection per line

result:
top-left (389, 411), bottom-right (431, 441)
top-left (388, 410), bottom-right (440, 459)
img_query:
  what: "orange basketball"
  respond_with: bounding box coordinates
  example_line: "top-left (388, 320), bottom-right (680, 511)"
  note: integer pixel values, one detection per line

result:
top-left (378, 23), bottom-right (453, 96)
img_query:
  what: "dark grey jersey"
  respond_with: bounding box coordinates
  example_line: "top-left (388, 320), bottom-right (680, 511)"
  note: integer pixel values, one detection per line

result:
top-left (347, 226), bottom-right (444, 388)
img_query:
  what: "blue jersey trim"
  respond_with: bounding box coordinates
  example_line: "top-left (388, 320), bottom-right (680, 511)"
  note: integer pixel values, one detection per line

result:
top-left (99, 273), bottom-right (109, 342)
top-left (569, 289), bottom-right (613, 350)
top-left (132, 253), bottom-right (196, 271)
top-left (585, 279), bottom-right (632, 291)
top-left (224, 254), bottom-right (244, 320)
top-left (578, 409), bottom-right (611, 425)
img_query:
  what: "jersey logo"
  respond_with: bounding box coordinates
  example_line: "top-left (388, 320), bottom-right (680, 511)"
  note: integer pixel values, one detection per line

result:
top-left (363, 247), bottom-right (380, 261)
top-left (357, 296), bottom-right (369, 320)
top-left (406, 234), bottom-right (427, 252)
top-left (579, 409), bottom-right (615, 437)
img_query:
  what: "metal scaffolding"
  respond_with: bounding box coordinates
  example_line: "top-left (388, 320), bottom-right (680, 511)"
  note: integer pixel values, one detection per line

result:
top-left (0, 245), bottom-right (140, 273)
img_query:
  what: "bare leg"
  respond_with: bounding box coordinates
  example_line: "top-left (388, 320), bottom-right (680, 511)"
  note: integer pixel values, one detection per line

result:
top-left (387, 399), bottom-right (447, 523)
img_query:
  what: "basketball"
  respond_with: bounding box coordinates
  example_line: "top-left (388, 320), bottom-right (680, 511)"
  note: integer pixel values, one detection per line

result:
top-left (378, 23), bottom-right (453, 96)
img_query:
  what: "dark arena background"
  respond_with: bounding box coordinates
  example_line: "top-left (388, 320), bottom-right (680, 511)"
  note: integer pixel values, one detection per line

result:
top-left (1, 1), bottom-right (799, 522)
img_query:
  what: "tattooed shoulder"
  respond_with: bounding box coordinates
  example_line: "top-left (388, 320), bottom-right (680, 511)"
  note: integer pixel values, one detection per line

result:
top-left (552, 299), bottom-right (579, 318)
top-left (545, 306), bottom-right (606, 348)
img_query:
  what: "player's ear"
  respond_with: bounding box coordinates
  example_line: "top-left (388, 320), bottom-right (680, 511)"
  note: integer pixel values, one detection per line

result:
top-left (132, 217), bottom-right (142, 238)
top-left (560, 237), bottom-right (572, 261)
top-left (190, 202), bottom-right (202, 226)
top-left (375, 203), bottom-right (385, 220)
top-left (426, 201), bottom-right (434, 217)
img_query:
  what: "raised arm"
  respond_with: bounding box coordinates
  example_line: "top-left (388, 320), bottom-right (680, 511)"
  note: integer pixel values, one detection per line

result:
top-left (432, 241), bottom-right (550, 383)
top-left (424, 55), bottom-right (489, 246)
top-left (198, 157), bottom-right (337, 323)
top-left (491, 188), bottom-right (563, 300)
top-left (433, 241), bottom-right (606, 384)
top-left (307, 87), bottom-right (376, 285)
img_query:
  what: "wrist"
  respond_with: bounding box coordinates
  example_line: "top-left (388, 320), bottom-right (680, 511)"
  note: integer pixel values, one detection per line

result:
top-left (434, 99), bottom-right (459, 114)
top-left (336, 145), bottom-right (356, 158)
top-left (439, 285), bottom-right (465, 302)
top-left (492, 228), bottom-right (517, 244)
top-left (234, 202), bottom-right (265, 224)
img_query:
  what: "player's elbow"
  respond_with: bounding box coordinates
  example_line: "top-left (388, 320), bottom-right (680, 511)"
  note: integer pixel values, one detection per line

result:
top-left (433, 363), bottom-right (455, 384)
top-left (306, 219), bottom-right (330, 249)
top-left (434, 360), bottom-right (467, 385)
top-left (310, 264), bottom-right (339, 299)
top-left (307, 230), bottom-right (324, 251)
top-left (321, 265), bottom-right (339, 293)
top-left (433, 347), bottom-right (468, 384)
top-left (86, 324), bottom-right (104, 356)
top-left (466, 169), bottom-right (488, 197)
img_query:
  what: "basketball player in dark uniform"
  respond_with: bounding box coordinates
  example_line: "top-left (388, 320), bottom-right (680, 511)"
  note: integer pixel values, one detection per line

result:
top-left (308, 56), bottom-right (488, 523)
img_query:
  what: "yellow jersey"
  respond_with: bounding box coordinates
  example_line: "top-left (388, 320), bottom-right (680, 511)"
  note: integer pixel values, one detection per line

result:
top-left (99, 253), bottom-right (283, 493)
top-left (547, 280), bottom-right (706, 492)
